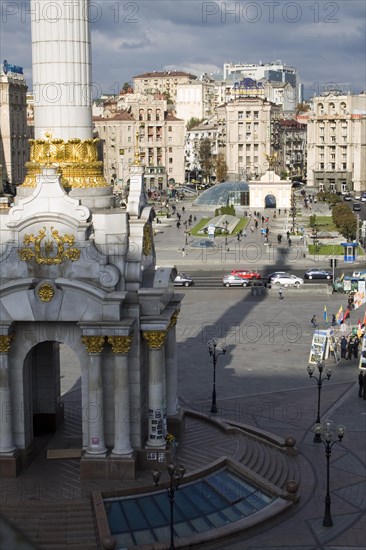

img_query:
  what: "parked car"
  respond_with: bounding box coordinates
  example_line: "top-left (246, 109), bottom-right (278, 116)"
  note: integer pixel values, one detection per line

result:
top-left (174, 273), bottom-right (193, 287)
top-left (361, 192), bottom-right (366, 202)
top-left (354, 193), bottom-right (361, 200)
top-left (271, 274), bottom-right (304, 287)
top-left (343, 194), bottom-right (352, 201)
top-left (223, 274), bottom-right (251, 287)
top-left (304, 268), bottom-right (333, 280)
top-left (353, 202), bottom-right (361, 211)
top-left (352, 269), bottom-right (366, 278)
top-left (230, 269), bottom-right (261, 280)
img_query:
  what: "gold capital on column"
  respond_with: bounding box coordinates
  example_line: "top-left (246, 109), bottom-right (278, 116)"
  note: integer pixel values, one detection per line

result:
top-left (81, 336), bottom-right (105, 354)
top-left (0, 335), bottom-right (13, 353)
top-left (142, 331), bottom-right (167, 350)
top-left (169, 309), bottom-right (180, 328)
top-left (108, 334), bottom-right (134, 354)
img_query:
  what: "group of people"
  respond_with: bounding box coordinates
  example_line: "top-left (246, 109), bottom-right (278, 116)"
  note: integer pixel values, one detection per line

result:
top-left (339, 333), bottom-right (361, 360)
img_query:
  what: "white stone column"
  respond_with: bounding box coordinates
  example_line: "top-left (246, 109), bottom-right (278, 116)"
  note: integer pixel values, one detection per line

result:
top-left (143, 331), bottom-right (168, 447)
top-left (108, 335), bottom-right (134, 456)
top-left (0, 336), bottom-right (16, 454)
top-left (31, 0), bottom-right (92, 140)
top-left (82, 336), bottom-right (107, 456)
top-left (165, 310), bottom-right (180, 417)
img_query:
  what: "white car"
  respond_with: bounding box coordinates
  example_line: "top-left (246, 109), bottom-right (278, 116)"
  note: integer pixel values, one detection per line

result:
top-left (354, 193), bottom-right (361, 200)
top-left (271, 274), bottom-right (304, 287)
top-left (352, 270), bottom-right (366, 279)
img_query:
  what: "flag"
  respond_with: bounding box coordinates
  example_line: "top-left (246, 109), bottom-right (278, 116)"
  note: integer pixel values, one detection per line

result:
top-left (363, 309), bottom-right (366, 326)
top-left (323, 305), bottom-right (328, 322)
top-left (336, 305), bottom-right (343, 324)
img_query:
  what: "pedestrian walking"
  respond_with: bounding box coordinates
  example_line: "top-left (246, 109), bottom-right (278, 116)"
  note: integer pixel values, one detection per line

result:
top-left (288, 237), bottom-right (292, 247)
top-left (286, 230), bottom-right (290, 240)
top-left (176, 221), bottom-right (181, 229)
top-left (182, 247), bottom-right (186, 257)
top-left (278, 287), bottom-right (284, 300)
top-left (340, 336), bottom-right (347, 358)
top-left (311, 315), bottom-right (317, 328)
top-left (243, 229), bottom-right (247, 237)
top-left (250, 226), bottom-right (254, 233)
top-left (331, 314), bottom-right (336, 326)
top-left (359, 371), bottom-right (364, 397)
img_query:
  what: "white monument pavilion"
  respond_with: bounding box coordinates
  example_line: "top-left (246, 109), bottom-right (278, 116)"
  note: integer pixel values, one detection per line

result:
top-left (0, 0), bottom-right (182, 479)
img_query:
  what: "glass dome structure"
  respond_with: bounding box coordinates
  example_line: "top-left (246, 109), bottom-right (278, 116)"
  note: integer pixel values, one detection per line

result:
top-left (193, 181), bottom-right (249, 207)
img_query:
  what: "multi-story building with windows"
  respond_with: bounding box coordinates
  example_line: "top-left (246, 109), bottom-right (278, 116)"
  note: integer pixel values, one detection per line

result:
top-left (307, 93), bottom-right (366, 192)
top-left (93, 92), bottom-right (185, 190)
top-left (133, 71), bottom-right (197, 103)
top-left (273, 119), bottom-right (307, 179)
top-left (216, 97), bottom-right (282, 181)
top-left (0, 62), bottom-right (28, 192)
top-left (175, 79), bottom-right (216, 122)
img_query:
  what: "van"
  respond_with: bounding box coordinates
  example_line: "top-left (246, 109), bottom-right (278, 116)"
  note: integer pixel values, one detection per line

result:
top-left (353, 202), bottom-right (361, 211)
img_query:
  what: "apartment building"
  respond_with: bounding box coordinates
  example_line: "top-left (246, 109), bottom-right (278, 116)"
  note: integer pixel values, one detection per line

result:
top-left (93, 92), bottom-right (185, 190)
top-left (0, 62), bottom-right (28, 192)
top-left (185, 117), bottom-right (221, 179)
top-left (175, 79), bottom-right (216, 122)
top-left (272, 119), bottom-right (307, 179)
top-left (307, 93), bottom-right (366, 192)
top-left (216, 97), bottom-right (282, 181)
top-left (133, 71), bottom-right (197, 103)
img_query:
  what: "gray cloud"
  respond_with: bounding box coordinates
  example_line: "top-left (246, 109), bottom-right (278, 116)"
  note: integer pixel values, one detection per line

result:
top-left (0, 0), bottom-right (364, 96)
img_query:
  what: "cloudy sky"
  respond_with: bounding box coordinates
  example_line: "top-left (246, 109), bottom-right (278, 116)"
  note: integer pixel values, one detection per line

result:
top-left (1, 0), bottom-right (365, 98)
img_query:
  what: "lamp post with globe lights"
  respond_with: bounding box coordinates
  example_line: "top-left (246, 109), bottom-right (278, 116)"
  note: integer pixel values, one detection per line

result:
top-left (307, 362), bottom-right (331, 442)
top-left (313, 421), bottom-right (345, 527)
top-left (152, 463), bottom-right (186, 549)
top-left (207, 338), bottom-right (227, 413)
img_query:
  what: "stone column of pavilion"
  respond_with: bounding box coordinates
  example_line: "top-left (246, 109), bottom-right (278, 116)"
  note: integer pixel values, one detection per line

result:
top-left (0, 334), bottom-right (16, 454)
top-left (21, 0), bottom-right (113, 207)
top-left (165, 309), bottom-right (180, 417)
top-left (108, 334), bottom-right (134, 456)
top-left (81, 335), bottom-right (107, 457)
top-left (142, 330), bottom-right (168, 447)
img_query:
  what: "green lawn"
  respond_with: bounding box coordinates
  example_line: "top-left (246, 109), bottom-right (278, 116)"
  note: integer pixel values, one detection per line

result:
top-left (308, 216), bottom-right (337, 231)
top-left (308, 244), bottom-right (364, 255)
top-left (190, 217), bottom-right (249, 237)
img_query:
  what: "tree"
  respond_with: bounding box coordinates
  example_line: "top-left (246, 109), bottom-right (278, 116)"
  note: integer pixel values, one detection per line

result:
top-left (197, 138), bottom-right (214, 183)
top-left (186, 117), bottom-right (203, 131)
top-left (331, 204), bottom-right (357, 240)
top-left (214, 153), bottom-right (228, 183)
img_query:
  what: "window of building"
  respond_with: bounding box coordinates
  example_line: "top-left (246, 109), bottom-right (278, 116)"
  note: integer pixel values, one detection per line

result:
top-left (169, 168), bottom-right (173, 173)
top-left (168, 126), bottom-right (172, 131)
top-left (342, 163), bottom-right (347, 170)
top-left (168, 137), bottom-right (172, 143)
top-left (238, 156), bottom-right (243, 163)
top-left (253, 111), bottom-right (259, 119)
top-left (238, 111), bottom-right (243, 119)
top-left (246, 111), bottom-right (251, 118)
top-left (246, 144), bottom-right (251, 151)
top-left (169, 147), bottom-right (172, 153)
top-left (169, 157), bottom-right (173, 164)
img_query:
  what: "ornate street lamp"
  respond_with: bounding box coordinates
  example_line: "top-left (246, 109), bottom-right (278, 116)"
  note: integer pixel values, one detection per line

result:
top-left (307, 362), bottom-right (332, 442)
top-left (152, 462), bottom-right (186, 549)
top-left (223, 220), bottom-right (229, 246)
top-left (207, 338), bottom-right (227, 413)
top-left (313, 421), bottom-right (345, 526)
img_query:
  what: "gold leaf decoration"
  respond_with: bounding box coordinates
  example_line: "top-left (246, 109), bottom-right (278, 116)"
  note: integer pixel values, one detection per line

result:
top-left (18, 227), bottom-right (80, 265)
top-left (37, 283), bottom-right (55, 302)
top-left (142, 331), bottom-right (167, 350)
top-left (81, 336), bottom-right (105, 354)
top-left (107, 334), bottom-right (134, 354)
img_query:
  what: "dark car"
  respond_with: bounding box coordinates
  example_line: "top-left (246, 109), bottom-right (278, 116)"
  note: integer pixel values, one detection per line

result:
top-left (353, 203), bottom-right (361, 211)
top-left (304, 268), bottom-right (332, 280)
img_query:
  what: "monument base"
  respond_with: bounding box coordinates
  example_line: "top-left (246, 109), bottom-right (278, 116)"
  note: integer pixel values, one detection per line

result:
top-left (139, 445), bottom-right (176, 471)
top-left (0, 450), bottom-right (22, 478)
top-left (80, 451), bottom-right (137, 480)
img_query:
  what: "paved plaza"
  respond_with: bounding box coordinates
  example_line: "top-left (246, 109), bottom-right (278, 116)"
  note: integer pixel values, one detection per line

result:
top-left (0, 201), bottom-right (365, 550)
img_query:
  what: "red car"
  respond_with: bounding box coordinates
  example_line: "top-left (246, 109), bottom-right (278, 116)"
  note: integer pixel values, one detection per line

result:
top-left (231, 269), bottom-right (261, 280)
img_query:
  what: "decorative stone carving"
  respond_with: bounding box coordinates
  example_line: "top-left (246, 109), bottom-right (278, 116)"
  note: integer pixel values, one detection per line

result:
top-left (37, 283), bottom-right (55, 302)
top-left (18, 227), bottom-right (81, 265)
top-left (81, 336), bottom-right (105, 354)
top-left (142, 223), bottom-right (153, 256)
top-left (99, 264), bottom-right (120, 288)
top-left (169, 309), bottom-right (180, 328)
top-left (108, 335), bottom-right (134, 354)
top-left (0, 335), bottom-right (13, 353)
top-left (142, 331), bottom-right (167, 350)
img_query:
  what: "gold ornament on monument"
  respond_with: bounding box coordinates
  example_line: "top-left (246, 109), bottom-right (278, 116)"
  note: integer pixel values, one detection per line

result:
top-left (81, 336), bottom-right (106, 354)
top-left (22, 136), bottom-right (109, 189)
top-left (37, 283), bottom-right (55, 302)
top-left (0, 335), bottom-right (14, 353)
top-left (107, 334), bottom-right (134, 354)
top-left (18, 226), bottom-right (81, 265)
top-left (142, 223), bottom-right (153, 256)
top-left (142, 330), bottom-right (167, 350)
top-left (169, 309), bottom-right (180, 328)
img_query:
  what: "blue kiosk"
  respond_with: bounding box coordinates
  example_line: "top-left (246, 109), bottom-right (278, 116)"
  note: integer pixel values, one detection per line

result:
top-left (341, 242), bottom-right (358, 262)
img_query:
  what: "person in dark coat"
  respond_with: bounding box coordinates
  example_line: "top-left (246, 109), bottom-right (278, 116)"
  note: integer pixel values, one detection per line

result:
top-left (358, 371), bottom-right (364, 398)
top-left (340, 336), bottom-right (347, 358)
top-left (353, 336), bottom-right (360, 358)
top-left (346, 337), bottom-right (354, 360)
